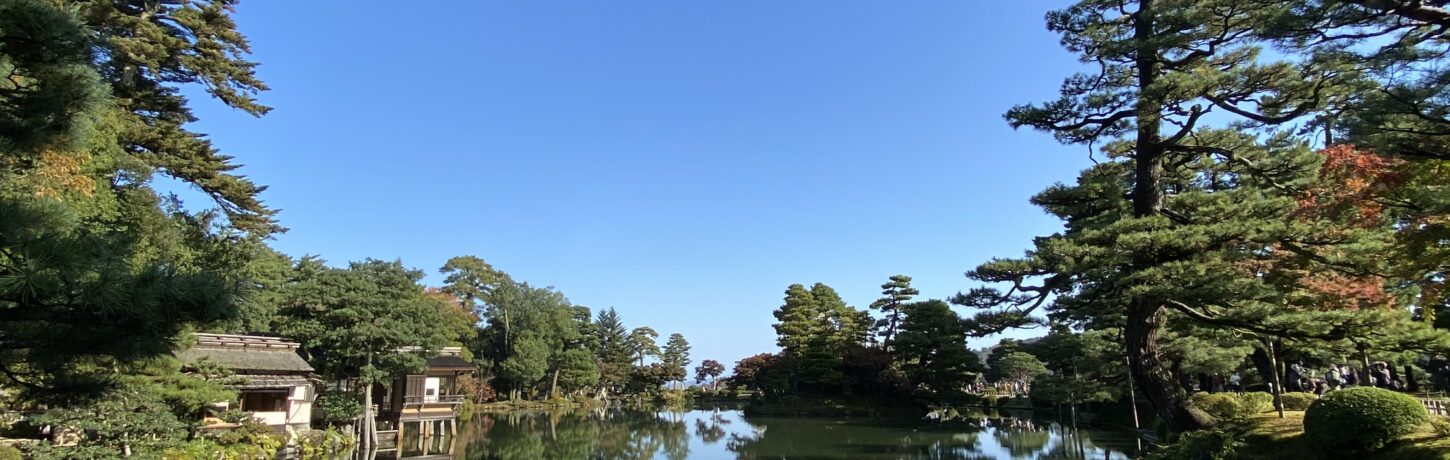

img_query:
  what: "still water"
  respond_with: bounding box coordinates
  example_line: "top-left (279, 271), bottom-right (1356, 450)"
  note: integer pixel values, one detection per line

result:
top-left (389, 407), bottom-right (1139, 459)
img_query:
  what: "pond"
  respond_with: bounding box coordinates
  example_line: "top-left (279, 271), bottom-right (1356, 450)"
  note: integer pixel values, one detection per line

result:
top-left (383, 406), bottom-right (1142, 459)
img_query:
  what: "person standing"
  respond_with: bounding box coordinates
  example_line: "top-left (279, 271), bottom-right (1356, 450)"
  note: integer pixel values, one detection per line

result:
top-left (1229, 372), bottom-right (1243, 394)
top-left (1325, 366), bottom-right (1342, 391)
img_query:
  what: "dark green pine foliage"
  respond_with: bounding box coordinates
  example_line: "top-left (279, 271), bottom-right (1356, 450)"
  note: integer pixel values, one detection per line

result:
top-left (772, 283), bottom-right (871, 393)
top-left (71, 0), bottom-right (280, 235)
top-left (593, 308), bottom-right (632, 393)
top-left (630, 326), bottom-right (661, 366)
top-left (277, 258), bottom-right (452, 383)
top-left (960, 0), bottom-right (1402, 431)
top-left (891, 299), bottom-right (983, 397)
top-left (870, 275), bottom-right (919, 349)
top-left (660, 333), bottom-right (692, 387)
top-left (0, 0), bottom-right (235, 402)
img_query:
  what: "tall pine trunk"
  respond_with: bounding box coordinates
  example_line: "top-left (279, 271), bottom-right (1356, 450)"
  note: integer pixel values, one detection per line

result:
top-left (1126, 0), bottom-right (1211, 432)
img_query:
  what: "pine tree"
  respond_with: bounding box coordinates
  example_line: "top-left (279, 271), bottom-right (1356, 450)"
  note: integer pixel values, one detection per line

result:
top-left (871, 275), bottom-right (919, 348)
top-left (69, 0), bottom-right (279, 234)
top-left (630, 326), bottom-right (662, 366)
top-left (661, 333), bottom-right (692, 388)
top-left (594, 308), bottom-right (633, 393)
top-left (963, 0), bottom-right (1363, 430)
top-left (892, 300), bottom-right (983, 396)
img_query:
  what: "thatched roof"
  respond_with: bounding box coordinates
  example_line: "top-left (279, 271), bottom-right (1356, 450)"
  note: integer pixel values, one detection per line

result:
top-left (176, 333), bottom-right (314, 374)
top-left (426, 355), bottom-right (474, 371)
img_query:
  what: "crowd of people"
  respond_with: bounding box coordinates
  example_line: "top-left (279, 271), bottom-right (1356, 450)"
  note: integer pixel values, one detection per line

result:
top-left (1193, 360), bottom-right (1437, 397)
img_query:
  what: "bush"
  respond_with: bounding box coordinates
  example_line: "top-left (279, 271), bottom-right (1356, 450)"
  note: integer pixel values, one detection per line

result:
top-left (0, 445), bottom-right (20, 460)
top-left (1278, 392), bottom-right (1317, 411)
top-left (1303, 387), bottom-right (1429, 453)
top-left (1238, 392), bottom-right (1274, 414)
top-left (1191, 393), bottom-right (1247, 420)
top-left (1144, 428), bottom-right (1244, 460)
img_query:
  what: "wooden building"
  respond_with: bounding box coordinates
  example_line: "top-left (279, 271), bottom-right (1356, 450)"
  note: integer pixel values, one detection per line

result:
top-left (176, 333), bottom-right (317, 432)
top-left (377, 346), bottom-right (475, 424)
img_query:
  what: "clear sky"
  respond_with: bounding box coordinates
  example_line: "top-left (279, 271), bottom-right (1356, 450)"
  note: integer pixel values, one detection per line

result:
top-left (181, 1), bottom-right (1092, 369)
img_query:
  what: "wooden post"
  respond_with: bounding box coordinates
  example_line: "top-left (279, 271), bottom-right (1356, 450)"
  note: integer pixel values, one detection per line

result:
top-left (1125, 355), bottom-right (1143, 451)
top-left (1266, 339), bottom-right (1285, 419)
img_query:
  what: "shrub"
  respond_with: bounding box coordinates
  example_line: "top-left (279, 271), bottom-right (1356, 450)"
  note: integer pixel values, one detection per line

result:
top-left (1303, 387), bottom-right (1429, 453)
top-left (0, 445), bottom-right (20, 460)
top-left (1144, 428), bottom-right (1244, 460)
top-left (1191, 393), bottom-right (1247, 420)
top-left (1238, 392), bottom-right (1274, 414)
top-left (1278, 392), bottom-right (1317, 411)
top-left (1431, 418), bottom-right (1450, 437)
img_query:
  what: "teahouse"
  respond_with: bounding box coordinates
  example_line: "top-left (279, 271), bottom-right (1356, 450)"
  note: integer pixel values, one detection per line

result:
top-left (176, 333), bottom-right (317, 432)
top-left (377, 346), bottom-right (475, 424)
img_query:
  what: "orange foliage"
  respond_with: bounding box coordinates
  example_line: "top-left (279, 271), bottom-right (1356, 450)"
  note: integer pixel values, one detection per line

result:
top-left (1294, 145), bottom-right (1404, 226)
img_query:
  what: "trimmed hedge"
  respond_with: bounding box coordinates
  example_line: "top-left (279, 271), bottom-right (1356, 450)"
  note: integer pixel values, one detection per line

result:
top-left (1304, 387), bottom-right (1429, 453)
top-left (1190, 392), bottom-right (1275, 420)
top-left (1239, 392), bottom-right (1274, 414)
top-left (1278, 392), bottom-right (1317, 411)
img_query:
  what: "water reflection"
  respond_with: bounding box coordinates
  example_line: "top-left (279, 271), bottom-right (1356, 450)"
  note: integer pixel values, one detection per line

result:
top-left (427, 407), bottom-right (1137, 459)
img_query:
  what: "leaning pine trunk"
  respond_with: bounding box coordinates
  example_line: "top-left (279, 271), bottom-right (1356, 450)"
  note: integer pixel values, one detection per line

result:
top-left (1125, 303), bottom-right (1213, 431)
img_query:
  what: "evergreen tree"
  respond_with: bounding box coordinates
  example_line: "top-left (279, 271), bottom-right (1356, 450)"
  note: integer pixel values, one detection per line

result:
top-left (661, 333), bottom-right (692, 388)
top-left (594, 308), bottom-right (633, 394)
top-left (959, 0), bottom-right (1399, 430)
top-left (275, 258), bottom-right (453, 450)
top-left (0, 0), bottom-right (238, 402)
top-left (870, 275), bottom-right (919, 348)
top-left (892, 300), bottom-right (983, 396)
top-left (630, 326), bottom-right (661, 366)
top-left (68, 0), bottom-right (279, 234)
top-left (771, 283), bottom-right (871, 392)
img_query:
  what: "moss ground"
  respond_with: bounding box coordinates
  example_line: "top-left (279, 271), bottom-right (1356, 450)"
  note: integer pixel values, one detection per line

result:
top-left (1237, 411), bottom-right (1450, 460)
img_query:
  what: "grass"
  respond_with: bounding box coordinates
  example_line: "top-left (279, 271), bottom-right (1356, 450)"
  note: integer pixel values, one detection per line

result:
top-left (1237, 411), bottom-right (1450, 460)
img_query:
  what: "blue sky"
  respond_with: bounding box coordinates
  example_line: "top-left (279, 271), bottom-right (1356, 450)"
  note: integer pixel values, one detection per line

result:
top-left (182, 1), bottom-right (1091, 368)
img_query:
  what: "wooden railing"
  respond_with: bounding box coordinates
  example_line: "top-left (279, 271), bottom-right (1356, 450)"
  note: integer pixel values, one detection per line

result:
top-left (1420, 398), bottom-right (1448, 417)
top-left (402, 394), bottom-right (465, 406)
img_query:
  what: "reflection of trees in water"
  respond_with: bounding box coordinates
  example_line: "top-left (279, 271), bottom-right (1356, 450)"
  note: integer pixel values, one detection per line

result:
top-left (456, 409), bottom-right (688, 460)
top-left (725, 418), bottom-right (993, 460)
top-left (694, 418), bottom-right (726, 444)
top-left (989, 418), bottom-right (1052, 457)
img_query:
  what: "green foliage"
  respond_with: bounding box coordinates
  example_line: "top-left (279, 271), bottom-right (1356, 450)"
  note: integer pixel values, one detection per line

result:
top-left (1278, 392), bottom-right (1318, 411)
top-left (660, 333), bottom-right (692, 386)
top-left (1304, 387), bottom-right (1430, 453)
top-left (869, 275), bottom-right (918, 346)
top-left (501, 334), bottom-right (550, 391)
top-left (628, 326), bottom-right (661, 366)
top-left (991, 352), bottom-right (1048, 384)
top-left (0, 0), bottom-right (106, 153)
top-left (68, 0), bottom-right (278, 234)
top-left (1189, 391), bottom-right (1258, 417)
top-left (1144, 427), bottom-right (1245, 460)
top-left (0, 446), bottom-right (20, 460)
top-left (1239, 392), bottom-right (1274, 414)
top-left (27, 379), bottom-right (190, 456)
top-left (313, 389), bottom-right (363, 423)
top-left (892, 299), bottom-right (982, 396)
top-left (277, 258), bottom-right (452, 384)
top-left (1431, 418), bottom-right (1450, 438)
top-left (297, 426), bottom-right (356, 460)
top-left (556, 348), bottom-right (600, 394)
top-left (772, 283), bottom-right (871, 393)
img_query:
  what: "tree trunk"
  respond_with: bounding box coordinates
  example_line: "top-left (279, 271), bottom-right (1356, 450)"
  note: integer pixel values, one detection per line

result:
top-left (1123, 0), bottom-right (1211, 433)
top-left (1126, 302), bottom-right (1213, 431)
top-left (360, 354), bottom-right (377, 454)
top-left (550, 368), bottom-right (560, 398)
